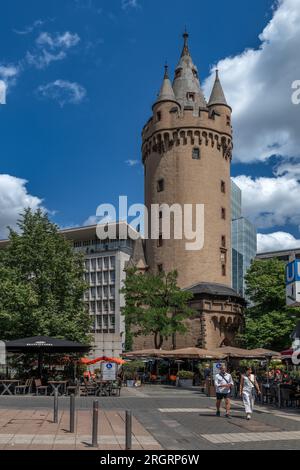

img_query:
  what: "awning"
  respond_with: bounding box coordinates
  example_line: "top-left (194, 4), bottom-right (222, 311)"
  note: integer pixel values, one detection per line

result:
top-left (5, 336), bottom-right (90, 354)
top-left (79, 356), bottom-right (125, 365)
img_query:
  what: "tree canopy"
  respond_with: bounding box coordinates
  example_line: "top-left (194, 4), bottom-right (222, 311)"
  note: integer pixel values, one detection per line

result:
top-left (121, 268), bottom-right (193, 350)
top-left (239, 258), bottom-right (299, 351)
top-left (0, 209), bottom-right (91, 343)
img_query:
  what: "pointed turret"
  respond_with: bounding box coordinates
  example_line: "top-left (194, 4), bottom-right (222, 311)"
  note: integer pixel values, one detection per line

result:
top-left (154, 64), bottom-right (177, 106)
top-left (173, 31), bottom-right (207, 110)
top-left (208, 69), bottom-right (228, 107)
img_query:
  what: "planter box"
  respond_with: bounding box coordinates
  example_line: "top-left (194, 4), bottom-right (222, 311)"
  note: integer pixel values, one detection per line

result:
top-left (126, 380), bottom-right (135, 387)
top-left (178, 379), bottom-right (193, 388)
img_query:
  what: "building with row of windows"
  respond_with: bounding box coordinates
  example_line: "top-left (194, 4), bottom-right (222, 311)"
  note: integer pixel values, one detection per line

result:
top-left (231, 180), bottom-right (257, 298)
top-left (62, 223), bottom-right (136, 358)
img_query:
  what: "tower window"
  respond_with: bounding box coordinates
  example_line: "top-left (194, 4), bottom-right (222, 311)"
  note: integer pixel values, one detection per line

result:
top-left (226, 115), bottom-right (231, 126)
top-left (187, 92), bottom-right (195, 102)
top-left (157, 234), bottom-right (163, 247)
top-left (157, 264), bottom-right (164, 273)
top-left (157, 179), bottom-right (165, 192)
top-left (157, 111), bottom-right (162, 122)
top-left (222, 264), bottom-right (226, 277)
top-left (221, 207), bottom-right (226, 220)
top-left (221, 235), bottom-right (226, 248)
top-left (221, 180), bottom-right (226, 193)
top-left (220, 250), bottom-right (227, 264)
top-left (192, 147), bottom-right (200, 160)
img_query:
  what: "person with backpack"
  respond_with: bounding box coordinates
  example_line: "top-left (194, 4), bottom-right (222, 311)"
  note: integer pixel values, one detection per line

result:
top-left (239, 366), bottom-right (261, 420)
top-left (214, 365), bottom-right (234, 418)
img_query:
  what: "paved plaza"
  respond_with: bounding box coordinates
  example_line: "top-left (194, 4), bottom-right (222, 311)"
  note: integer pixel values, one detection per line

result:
top-left (0, 385), bottom-right (300, 450)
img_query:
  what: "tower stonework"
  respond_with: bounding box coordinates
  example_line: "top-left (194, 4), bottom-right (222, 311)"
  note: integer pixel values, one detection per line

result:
top-left (132, 33), bottom-right (245, 351)
top-left (142, 33), bottom-right (233, 289)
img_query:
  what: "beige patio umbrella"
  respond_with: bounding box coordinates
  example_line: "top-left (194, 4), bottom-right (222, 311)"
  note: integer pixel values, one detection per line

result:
top-left (162, 347), bottom-right (227, 359)
top-left (122, 349), bottom-right (172, 358)
top-left (247, 348), bottom-right (281, 358)
top-left (208, 346), bottom-right (261, 359)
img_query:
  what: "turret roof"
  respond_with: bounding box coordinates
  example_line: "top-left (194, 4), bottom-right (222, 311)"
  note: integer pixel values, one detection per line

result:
top-left (208, 69), bottom-right (228, 107)
top-left (155, 64), bottom-right (177, 105)
top-left (172, 31), bottom-right (207, 110)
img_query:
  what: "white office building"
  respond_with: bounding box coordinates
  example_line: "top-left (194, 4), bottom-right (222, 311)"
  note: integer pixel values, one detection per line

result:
top-left (62, 223), bottom-right (136, 358)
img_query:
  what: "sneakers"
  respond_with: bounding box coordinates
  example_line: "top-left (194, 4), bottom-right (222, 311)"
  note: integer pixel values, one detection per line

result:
top-left (246, 414), bottom-right (251, 420)
top-left (216, 410), bottom-right (221, 417)
top-left (225, 414), bottom-right (231, 419)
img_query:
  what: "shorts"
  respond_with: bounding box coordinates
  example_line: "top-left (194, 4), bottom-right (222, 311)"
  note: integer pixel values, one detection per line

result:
top-left (216, 392), bottom-right (231, 400)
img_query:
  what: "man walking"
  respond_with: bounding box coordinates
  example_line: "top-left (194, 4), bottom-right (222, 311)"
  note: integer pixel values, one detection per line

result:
top-left (214, 365), bottom-right (234, 418)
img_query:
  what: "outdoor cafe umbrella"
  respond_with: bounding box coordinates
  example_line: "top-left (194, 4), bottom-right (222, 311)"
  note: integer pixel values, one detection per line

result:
top-left (163, 348), bottom-right (226, 359)
top-left (79, 356), bottom-right (126, 365)
top-left (5, 336), bottom-right (91, 377)
top-left (122, 349), bottom-right (172, 358)
top-left (248, 348), bottom-right (281, 358)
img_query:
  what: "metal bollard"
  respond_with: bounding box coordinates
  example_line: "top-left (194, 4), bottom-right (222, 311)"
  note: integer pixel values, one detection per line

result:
top-left (277, 384), bottom-right (281, 408)
top-left (92, 400), bottom-right (99, 447)
top-left (53, 389), bottom-right (59, 423)
top-left (70, 394), bottom-right (75, 433)
top-left (125, 410), bottom-right (132, 450)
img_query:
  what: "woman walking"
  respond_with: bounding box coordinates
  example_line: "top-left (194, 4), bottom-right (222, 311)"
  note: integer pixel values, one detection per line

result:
top-left (240, 367), bottom-right (261, 420)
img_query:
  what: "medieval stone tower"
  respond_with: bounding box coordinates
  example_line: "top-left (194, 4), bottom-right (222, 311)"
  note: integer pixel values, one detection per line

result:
top-left (142, 32), bottom-right (233, 289)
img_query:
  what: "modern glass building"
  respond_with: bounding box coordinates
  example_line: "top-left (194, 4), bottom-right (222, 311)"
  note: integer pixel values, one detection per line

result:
top-left (231, 181), bottom-right (257, 297)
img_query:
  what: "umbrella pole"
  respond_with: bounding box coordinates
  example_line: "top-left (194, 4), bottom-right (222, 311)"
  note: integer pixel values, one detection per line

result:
top-left (38, 351), bottom-right (43, 378)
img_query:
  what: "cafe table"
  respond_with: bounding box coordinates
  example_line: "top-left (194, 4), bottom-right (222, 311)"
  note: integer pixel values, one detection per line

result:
top-left (48, 380), bottom-right (68, 396)
top-left (0, 380), bottom-right (20, 395)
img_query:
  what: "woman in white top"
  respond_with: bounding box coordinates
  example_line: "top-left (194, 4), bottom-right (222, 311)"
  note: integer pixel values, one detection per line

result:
top-left (239, 367), bottom-right (261, 420)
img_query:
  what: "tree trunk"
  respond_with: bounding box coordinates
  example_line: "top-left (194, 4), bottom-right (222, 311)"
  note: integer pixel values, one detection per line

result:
top-left (154, 331), bottom-right (163, 349)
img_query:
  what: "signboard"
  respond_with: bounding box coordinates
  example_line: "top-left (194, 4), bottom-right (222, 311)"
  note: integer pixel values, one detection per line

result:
top-left (101, 362), bottom-right (117, 381)
top-left (285, 260), bottom-right (300, 307)
top-left (212, 362), bottom-right (226, 379)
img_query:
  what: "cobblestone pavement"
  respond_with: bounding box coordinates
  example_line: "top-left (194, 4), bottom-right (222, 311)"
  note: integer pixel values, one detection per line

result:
top-left (0, 385), bottom-right (300, 450)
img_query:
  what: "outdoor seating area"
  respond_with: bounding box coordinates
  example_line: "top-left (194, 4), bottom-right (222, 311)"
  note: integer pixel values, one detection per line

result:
top-left (0, 335), bottom-right (124, 398)
top-left (122, 346), bottom-right (300, 410)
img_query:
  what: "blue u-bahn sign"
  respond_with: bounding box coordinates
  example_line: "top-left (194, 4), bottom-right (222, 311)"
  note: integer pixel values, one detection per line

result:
top-left (286, 260), bottom-right (300, 306)
top-left (286, 260), bottom-right (300, 285)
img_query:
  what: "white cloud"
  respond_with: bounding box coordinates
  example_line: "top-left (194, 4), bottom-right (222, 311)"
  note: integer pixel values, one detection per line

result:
top-left (27, 31), bottom-right (80, 69)
top-left (122, 0), bottom-right (139, 9)
top-left (0, 81), bottom-right (6, 104)
top-left (0, 65), bottom-right (19, 104)
top-left (203, 0), bottom-right (300, 163)
top-left (36, 31), bottom-right (80, 49)
top-left (83, 214), bottom-right (115, 226)
top-left (125, 159), bottom-right (139, 167)
top-left (257, 232), bottom-right (300, 253)
top-left (0, 175), bottom-right (45, 239)
top-left (13, 19), bottom-right (44, 35)
top-left (232, 174), bottom-right (300, 229)
top-left (26, 50), bottom-right (66, 69)
top-left (37, 80), bottom-right (86, 106)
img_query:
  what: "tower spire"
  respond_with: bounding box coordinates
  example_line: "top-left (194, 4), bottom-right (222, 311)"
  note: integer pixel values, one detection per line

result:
top-left (181, 29), bottom-right (190, 57)
top-left (154, 63), bottom-right (177, 106)
top-left (173, 30), bottom-right (207, 109)
top-left (208, 69), bottom-right (228, 107)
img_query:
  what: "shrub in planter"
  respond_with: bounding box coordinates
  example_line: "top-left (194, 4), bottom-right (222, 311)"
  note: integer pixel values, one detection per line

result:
top-left (177, 370), bottom-right (194, 379)
top-left (177, 370), bottom-right (194, 387)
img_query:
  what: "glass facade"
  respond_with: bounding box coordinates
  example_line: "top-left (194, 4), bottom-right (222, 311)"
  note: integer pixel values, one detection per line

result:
top-left (231, 181), bottom-right (257, 297)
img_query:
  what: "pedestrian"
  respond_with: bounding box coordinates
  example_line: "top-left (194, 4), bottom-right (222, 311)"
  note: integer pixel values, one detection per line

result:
top-left (239, 367), bottom-right (261, 420)
top-left (214, 365), bottom-right (234, 418)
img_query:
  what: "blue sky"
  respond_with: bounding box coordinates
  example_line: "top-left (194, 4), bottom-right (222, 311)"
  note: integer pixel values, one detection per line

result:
top-left (1, 0), bottom-right (300, 252)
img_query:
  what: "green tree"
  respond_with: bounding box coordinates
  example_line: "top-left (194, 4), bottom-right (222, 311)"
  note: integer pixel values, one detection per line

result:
top-left (239, 259), bottom-right (299, 350)
top-left (0, 209), bottom-right (91, 343)
top-left (121, 268), bottom-right (193, 350)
